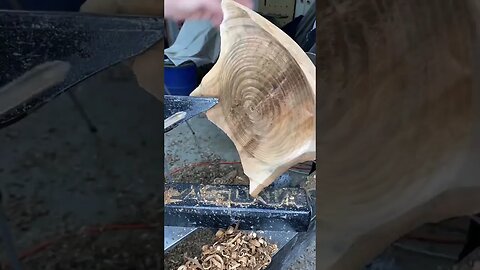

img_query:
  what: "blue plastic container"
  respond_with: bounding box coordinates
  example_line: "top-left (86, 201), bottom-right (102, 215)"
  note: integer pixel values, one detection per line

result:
top-left (164, 58), bottom-right (199, 96)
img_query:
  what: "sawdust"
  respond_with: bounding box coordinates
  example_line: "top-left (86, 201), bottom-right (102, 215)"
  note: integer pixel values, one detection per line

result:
top-left (170, 161), bottom-right (249, 186)
top-left (177, 226), bottom-right (277, 270)
top-left (164, 188), bottom-right (181, 204)
top-left (165, 229), bottom-right (216, 270)
top-left (164, 162), bottom-right (249, 270)
top-left (164, 159), bottom-right (266, 270)
top-left (302, 172), bottom-right (316, 195)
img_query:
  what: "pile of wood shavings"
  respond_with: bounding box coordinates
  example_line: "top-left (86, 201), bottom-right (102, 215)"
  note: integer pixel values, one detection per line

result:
top-left (177, 226), bottom-right (278, 270)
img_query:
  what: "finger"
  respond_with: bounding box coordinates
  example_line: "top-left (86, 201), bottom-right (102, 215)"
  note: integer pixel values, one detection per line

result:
top-left (198, 8), bottom-right (222, 27)
top-left (205, 3), bottom-right (224, 26)
top-left (199, 0), bottom-right (224, 21)
top-left (188, 10), bottom-right (208, 21)
top-left (185, 1), bottom-right (223, 27)
top-left (210, 13), bottom-right (223, 27)
top-left (236, 0), bottom-right (254, 9)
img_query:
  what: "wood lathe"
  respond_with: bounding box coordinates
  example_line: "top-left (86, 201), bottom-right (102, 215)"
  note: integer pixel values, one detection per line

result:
top-left (163, 1), bottom-right (316, 269)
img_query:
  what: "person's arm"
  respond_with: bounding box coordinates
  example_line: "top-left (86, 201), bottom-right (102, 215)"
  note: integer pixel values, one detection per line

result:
top-left (165, 0), bottom-right (253, 26)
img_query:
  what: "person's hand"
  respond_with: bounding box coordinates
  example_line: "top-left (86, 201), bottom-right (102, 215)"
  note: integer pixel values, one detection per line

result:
top-left (165, 0), bottom-right (254, 26)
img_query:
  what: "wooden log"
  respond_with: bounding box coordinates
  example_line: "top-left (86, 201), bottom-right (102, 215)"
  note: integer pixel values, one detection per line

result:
top-left (191, 0), bottom-right (316, 197)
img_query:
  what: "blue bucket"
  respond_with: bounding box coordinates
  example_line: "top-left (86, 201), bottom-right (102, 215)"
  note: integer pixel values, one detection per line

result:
top-left (164, 58), bottom-right (199, 96)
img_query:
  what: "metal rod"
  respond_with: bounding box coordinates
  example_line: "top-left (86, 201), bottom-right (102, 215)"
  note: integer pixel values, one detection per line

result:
top-left (186, 121), bottom-right (195, 135)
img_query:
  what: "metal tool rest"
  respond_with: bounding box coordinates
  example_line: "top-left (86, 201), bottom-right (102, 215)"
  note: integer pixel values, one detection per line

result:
top-left (163, 181), bottom-right (316, 269)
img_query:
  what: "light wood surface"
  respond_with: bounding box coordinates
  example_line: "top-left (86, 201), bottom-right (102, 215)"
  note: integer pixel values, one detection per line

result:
top-left (190, 0), bottom-right (316, 197)
top-left (317, 0), bottom-right (480, 269)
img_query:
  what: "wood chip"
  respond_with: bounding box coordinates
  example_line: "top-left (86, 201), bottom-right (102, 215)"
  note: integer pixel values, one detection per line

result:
top-left (215, 229), bottom-right (225, 239)
top-left (177, 226), bottom-right (277, 270)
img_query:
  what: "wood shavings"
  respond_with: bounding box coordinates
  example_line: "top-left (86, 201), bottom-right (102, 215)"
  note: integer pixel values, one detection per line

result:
top-left (164, 188), bottom-right (181, 204)
top-left (177, 226), bottom-right (277, 270)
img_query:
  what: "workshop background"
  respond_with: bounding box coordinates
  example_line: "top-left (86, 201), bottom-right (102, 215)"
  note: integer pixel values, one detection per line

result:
top-left (163, 1), bottom-right (316, 270)
top-left (163, 1), bottom-right (478, 269)
top-left (0, 0), bottom-right (479, 269)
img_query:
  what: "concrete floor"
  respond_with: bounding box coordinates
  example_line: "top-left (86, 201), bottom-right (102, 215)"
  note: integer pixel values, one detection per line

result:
top-left (0, 67), bottom-right (162, 261)
top-left (164, 113), bottom-right (239, 168)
